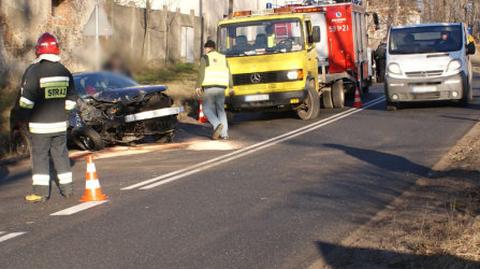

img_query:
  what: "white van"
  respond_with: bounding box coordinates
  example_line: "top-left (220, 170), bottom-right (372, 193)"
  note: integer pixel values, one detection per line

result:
top-left (385, 23), bottom-right (476, 110)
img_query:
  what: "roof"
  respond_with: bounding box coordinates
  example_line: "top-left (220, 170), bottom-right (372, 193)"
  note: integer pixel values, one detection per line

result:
top-left (391, 22), bottom-right (463, 30)
top-left (218, 13), bottom-right (306, 25)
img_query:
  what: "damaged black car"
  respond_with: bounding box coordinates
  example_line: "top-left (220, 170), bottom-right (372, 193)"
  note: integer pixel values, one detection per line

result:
top-left (10, 71), bottom-right (183, 153)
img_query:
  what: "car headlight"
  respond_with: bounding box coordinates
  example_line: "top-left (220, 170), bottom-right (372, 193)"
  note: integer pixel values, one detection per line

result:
top-left (387, 63), bottom-right (402, 75)
top-left (446, 59), bottom-right (462, 73)
top-left (286, 70), bottom-right (304, 80)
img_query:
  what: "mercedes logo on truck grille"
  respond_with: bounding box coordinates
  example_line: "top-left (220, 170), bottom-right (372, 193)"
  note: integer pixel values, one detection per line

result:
top-left (250, 73), bottom-right (262, 84)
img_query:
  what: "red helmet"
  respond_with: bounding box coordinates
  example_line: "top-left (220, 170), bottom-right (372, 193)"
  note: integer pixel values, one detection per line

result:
top-left (35, 32), bottom-right (60, 56)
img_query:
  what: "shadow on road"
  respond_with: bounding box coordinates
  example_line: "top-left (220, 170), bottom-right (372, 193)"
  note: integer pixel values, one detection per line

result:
top-left (323, 143), bottom-right (431, 178)
top-left (323, 143), bottom-right (479, 182)
top-left (315, 241), bottom-right (480, 269)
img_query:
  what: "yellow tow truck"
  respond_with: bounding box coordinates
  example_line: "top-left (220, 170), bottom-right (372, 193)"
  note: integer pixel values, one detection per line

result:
top-left (218, 9), bottom-right (321, 120)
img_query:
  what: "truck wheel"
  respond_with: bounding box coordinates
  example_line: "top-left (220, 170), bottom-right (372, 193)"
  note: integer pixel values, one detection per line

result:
top-left (72, 127), bottom-right (105, 151)
top-left (297, 80), bottom-right (320, 121)
top-left (322, 87), bottom-right (334, 109)
top-left (332, 80), bottom-right (345, 108)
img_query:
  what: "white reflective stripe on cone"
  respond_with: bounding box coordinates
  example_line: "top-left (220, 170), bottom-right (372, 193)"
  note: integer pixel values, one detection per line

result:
top-left (86, 179), bottom-right (100, 190)
top-left (87, 163), bottom-right (96, 173)
top-left (32, 174), bottom-right (50, 186)
top-left (29, 121), bottom-right (67, 134)
top-left (57, 172), bottom-right (73, 184)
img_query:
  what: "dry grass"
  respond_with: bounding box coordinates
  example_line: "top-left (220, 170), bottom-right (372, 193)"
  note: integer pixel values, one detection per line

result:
top-left (315, 123), bottom-right (480, 269)
top-left (134, 63), bottom-right (199, 118)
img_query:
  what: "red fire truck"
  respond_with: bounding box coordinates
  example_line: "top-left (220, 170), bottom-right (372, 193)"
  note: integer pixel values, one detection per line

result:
top-left (278, 0), bottom-right (377, 108)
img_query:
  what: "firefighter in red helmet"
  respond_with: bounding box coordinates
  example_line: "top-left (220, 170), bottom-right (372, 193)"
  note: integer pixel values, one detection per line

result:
top-left (21, 33), bottom-right (77, 202)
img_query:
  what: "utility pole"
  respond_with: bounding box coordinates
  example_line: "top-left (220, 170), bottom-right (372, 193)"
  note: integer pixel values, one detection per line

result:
top-left (228, 0), bottom-right (234, 18)
top-left (95, 0), bottom-right (100, 70)
top-left (200, 0), bottom-right (204, 56)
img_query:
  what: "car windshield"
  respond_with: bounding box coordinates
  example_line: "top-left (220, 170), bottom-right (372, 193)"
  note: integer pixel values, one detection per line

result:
top-left (218, 19), bottom-right (305, 57)
top-left (389, 25), bottom-right (463, 55)
top-left (73, 72), bottom-right (139, 97)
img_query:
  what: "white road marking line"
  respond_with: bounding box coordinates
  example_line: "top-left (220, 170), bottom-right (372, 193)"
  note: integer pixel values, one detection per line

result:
top-left (0, 232), bottom-right (27, 243)
top-left (0, 231), bottom-right (5, 236)
top-left (121, 96), bottom-right (385, 191)
top-left (122, 106), bottom-right (354, 190)
top-left (50, 201), bottom-right (108, 216)
top-left (140, 97), bottom-right (385, 190)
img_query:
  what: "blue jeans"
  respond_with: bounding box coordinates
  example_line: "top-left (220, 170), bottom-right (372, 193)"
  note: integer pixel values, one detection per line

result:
top-left (203, 87), bottom-right (228, 138)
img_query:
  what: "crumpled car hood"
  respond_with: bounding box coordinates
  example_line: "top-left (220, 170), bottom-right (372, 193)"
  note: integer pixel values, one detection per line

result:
top-left (87, 85), bottom-right (168, 103)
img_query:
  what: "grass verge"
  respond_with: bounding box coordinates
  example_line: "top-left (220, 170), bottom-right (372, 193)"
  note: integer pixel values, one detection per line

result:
top-left (311, 123), bottom-right (480, 269)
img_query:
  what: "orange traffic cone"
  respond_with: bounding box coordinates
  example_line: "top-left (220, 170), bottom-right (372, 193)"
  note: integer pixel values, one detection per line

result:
top-left (80, 155), bottom-right (108, 202)
top-left (198, 100), bottom-right (208, 123)
top-left (353, 86), bottom-right (363, 108)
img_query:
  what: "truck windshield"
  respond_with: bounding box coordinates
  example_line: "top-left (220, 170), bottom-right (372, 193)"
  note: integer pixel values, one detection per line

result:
top-left (389, 25), bottom-right (463, 55)
top-left (218, 19), bottom-right (305, 57)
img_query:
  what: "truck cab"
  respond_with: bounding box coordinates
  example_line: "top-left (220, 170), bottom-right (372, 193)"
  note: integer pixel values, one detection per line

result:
top-left (218, 11), bottom-right (321, 120)
top-left (385, 23), bottom-right (476, 110)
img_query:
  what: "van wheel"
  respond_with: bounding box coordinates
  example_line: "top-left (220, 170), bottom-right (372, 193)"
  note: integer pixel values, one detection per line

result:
top-left (386, 101), bottom-right (398, 111)
top-left (332, 80), bottom-right (345, 108)
top-left (458, 86), bottom-right (472, 107)
top-left (322, 87), bottom-right (334, 109)
top-left (297, 80), bottom-right (320, 121)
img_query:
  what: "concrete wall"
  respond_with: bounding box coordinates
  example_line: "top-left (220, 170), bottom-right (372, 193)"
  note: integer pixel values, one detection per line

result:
top-left (104, 3), bottom-right (201, 66)
top-left (0, 0), bottom-right (203, 90)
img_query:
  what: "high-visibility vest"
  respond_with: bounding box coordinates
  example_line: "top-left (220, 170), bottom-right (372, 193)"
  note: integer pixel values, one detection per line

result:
top-left (202, 51), bottom-right (230, 88)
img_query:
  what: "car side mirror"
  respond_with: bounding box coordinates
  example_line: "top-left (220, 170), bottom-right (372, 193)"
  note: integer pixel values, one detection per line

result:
top-left (311, 26), bottom-right (321, 43)
top-left (466, 42), bottom-right (476, 55)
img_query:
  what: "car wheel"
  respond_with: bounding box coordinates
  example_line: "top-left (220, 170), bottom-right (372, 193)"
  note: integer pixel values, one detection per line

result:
top-left (72, 127), bottom-right (105, 151)
top-left (11, 128), bottom-right (30, 156)
top-left (154, 132), bottom-right (175, 143)
top-left (332, 80), bottom-right (345, 109)
top-left (322, 87), bottom-right (334, 109)
top-left (297, 80), bottom-right (320, 121)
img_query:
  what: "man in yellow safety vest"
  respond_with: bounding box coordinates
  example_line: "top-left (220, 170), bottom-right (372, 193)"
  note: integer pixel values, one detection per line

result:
top-left (195, 40), bottom-right (233, 140)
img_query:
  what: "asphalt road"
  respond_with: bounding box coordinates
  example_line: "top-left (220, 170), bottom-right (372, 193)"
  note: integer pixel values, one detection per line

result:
top-left (1, 74), bottom-right (480, 269)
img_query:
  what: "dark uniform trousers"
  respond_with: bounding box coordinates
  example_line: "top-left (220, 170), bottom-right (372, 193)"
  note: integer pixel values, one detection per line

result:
top-left (30, 132), bottom-right (72, 197)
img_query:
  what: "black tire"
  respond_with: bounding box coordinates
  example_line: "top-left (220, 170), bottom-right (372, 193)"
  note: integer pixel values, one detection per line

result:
top-left (155, 132), bottom-right (175, 143)
top-left (322, 87), bottom-right (334, 109)
top-left (386, 101), bottom-right (398, 111)
top-left (72, 127), bottom-right (104, 151)
top-left (297, 80), bottom-right (320, 121)
top-left (332, 80), bottom-right (345, 108)
top-left (10, 128), bottom-right (30, 156)
top-left (458, 86), bottom-right (472, 107)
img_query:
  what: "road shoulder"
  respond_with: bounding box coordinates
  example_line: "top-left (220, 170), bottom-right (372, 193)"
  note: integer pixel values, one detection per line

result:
top-left (310, 121), bottom-right (480, 268)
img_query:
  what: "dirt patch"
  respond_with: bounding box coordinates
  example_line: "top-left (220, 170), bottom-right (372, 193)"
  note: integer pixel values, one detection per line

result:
top-left (311, 123), bottom-right (480, 269)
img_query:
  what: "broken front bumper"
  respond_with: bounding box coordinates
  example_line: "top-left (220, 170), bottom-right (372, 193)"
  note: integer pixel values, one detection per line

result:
top-left (124, 106), bottom-right (184, 123)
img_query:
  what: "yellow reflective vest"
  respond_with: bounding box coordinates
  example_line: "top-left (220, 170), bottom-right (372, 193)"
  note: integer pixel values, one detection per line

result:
top-left (202, 51), bottom-right (230, 88)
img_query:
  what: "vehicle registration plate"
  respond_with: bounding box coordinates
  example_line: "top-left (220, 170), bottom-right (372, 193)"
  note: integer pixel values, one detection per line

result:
top-left (412, 86), bottom-right (437, 93)
top-left (245, 94), bottom-right (269, 102)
